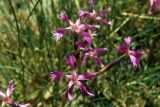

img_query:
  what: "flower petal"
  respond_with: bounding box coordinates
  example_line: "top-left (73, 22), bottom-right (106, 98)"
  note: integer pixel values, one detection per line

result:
top-left (81, 53), bottom-right (89, 63)
top-left (78, 72), bottom-right (97, 80)
top-left (93, 55), bottom-right (102, 65)
top-left (124, 37), bottom-right (131, 46)
top-left (130, 50), bottom-right (144, 58)
top-left (76, 81), bottom-right (94, 96)
top-left (65, 55), bottom-right (76, 69)
top-left (78, 8), bottom-right (89, 18)
top-left (88, 0), bottom-right (94, 9)
top-left (83, 36), bottom-right (92, 45)
top-left (11, 102), bottom-right (30, 107)
top-left (66, 81), bottom-right (74, 101)
top-left (50, 70), bottom-right (64, 80)
top-left (75, 40), bottom-right (88, 49)
top-left (149, 0), bottom-right (154, 14)
top-left (117, 45), bottom-right (128, 53)
top-left (95, 48), bottom-right (108, 54)
top-left (79, 31), bottom-right (90, 37)
top-left (75, 18), bottom-right (81, 26)
top-left (60, 11), bottom-right (70, 23)
top-left (53, 28), bottom-right (66, 41)
top-left (80, 24), bottom-right (100, 30)
top-left (0, 91), bottom-right (6, 98)
top-left (97, 9), bottom-right (109, 16)
top-left (10, 102), bottom-right (30, 107)
top-left (6, 80), bottom-right (14, 97)
top-left (129, 54), bottom-right (140, 67)
top-left (96, 17), bottom-right (112, 26)
top-left (18, 103), bottom-right (30, 107)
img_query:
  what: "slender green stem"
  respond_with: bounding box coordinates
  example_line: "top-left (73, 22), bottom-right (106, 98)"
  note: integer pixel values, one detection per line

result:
top-left (122, 12), bottom-right (160, 20)
top-left (98, 54), bottom-right (127, 76)
top-left (18, 0), bottom-right (41, 32)
top-left (7, 0), bottom-right (26, 100)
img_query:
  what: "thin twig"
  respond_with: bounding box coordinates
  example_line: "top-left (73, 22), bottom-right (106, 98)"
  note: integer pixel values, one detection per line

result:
top-left (98, 54), bottom-right (127, 76)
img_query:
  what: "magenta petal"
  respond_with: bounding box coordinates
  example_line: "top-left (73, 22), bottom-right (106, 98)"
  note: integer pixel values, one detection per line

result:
top-left (129, 54), bottom-right (140, 67)
top-left (149, 0), bottom-right (154, 13)
top-left (50, 70), bottom-right (64, 80)
top-left (76, 81), bottom-right (94, 96)
top-left (95, 48), bottom-right (108, 54)
top-left (96, 17), bottom-right (112, 26)
top-left (78, 72), bottom-right (97, 80)
top-left (82, 24), bottom-right (100, 30)
top-left (60, 11), bottom-right (70, 23)
top-left (53, 28), bottom-right (66, 41)
top-left (19, 104), bottom-right (30, 107)
top-left (117, 45), bottom-right (128, 53)
top-left (65, 55), bottom-right (76, 69)
top-left (78, 8), bottom-right (89, 17)
top-left (6, 80), bottom-right (14, 97)
top-left (67, 81), bottom-right (74, 101)
top-left (83, 36), bottom-right (92, 45)
top-left (75, 40), bottom-right (87, 49)
top-left (124, 37), bottom-right (131, 46)
top-left (79, 32), bottom-right (90, 37)
top-left (81, 54), bottom-right (89, 63)
top-left (93, 55), bottom-right (102, 65)
top-left (130, 51), bottom-right (144, 58)
top-left (97, 10), bottom-right (109, 16)
top-left (11, 102), bottom-right (30, 107)
top-left (75, 18), bottom-right (81, 26)
top-left (15, 103), bottom-right (30, 107)
top-left (88, 0), bottom-right (94, 9)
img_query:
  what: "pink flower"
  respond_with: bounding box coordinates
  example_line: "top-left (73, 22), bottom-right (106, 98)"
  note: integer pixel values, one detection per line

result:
top-left (52, 28), bottom-right (66, 41)
top-left (53, 11), bottom-right (99, 41)
top-left (0, 80), bottom-right (30, 107)
top-left (81, 48), bottom-right (108, 65)
top-left (50, 55), bottom-right (97, 101)
top-left (88, 0), bottom-right (94, 10)
top-left (149, 0), bottom-right (160, 14)
top-left (118, 37), bottom-right (143, 67)
top-left (50, 70), bottom-right (64, 80)
top-left (79, 0), bottom-right (111, 26)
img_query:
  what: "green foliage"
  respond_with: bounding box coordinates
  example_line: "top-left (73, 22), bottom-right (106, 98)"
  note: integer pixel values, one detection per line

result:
top-left (0, 0), bottom-right (159, 106)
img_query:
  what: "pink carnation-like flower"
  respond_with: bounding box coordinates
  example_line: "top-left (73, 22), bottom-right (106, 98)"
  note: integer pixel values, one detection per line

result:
top-left (118, 37), bottom-right (143, 67)
top-left (53, 11), bottom-right (99, 41)
top-left (81, 47), bottom-right (108, 65)
top-left (50, 55), bottom-right (97, 101)
top-left (79, 0), bottom-right (112, 26)
top-left (149, 0), bottom-right (160, 14)
top-left (0, 80), bottom-right (30, 107)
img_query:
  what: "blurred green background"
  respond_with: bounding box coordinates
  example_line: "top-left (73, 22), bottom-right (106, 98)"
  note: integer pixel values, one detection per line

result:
top-left (0, 0), bottom-right (160, 106)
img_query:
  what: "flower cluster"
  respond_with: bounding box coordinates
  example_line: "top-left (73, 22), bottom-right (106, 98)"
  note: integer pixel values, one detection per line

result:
top-left (0, 80), bottom-right (30, 107)
top-left (51, 55), bottom-right (97, 101)
top-left (1, 0), bottom-right (154, 105)
top-left (53, 11), bottom-right (100, 42)
top-left (79, 0), bottom-right (112, 26)
top-left (51, 0), bottom-right (143, 102)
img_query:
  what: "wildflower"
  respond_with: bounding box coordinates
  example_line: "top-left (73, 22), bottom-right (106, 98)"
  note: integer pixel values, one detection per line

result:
top-left (79, 0), bottom-right (112, 26)
top-left (149, 0), bottom-right (160, 14)
top-left (81, 47), bottom-right (108, 65)
top-left (0, 80), bottom-right (30, 107)
top-left (53, 11), bottom-right (99, 41)
top-left (118, 37), bottom-right (143, 67)
top-left (50, 55), bottom-right (97, 101)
